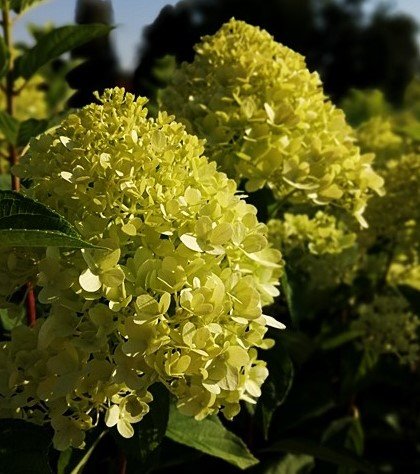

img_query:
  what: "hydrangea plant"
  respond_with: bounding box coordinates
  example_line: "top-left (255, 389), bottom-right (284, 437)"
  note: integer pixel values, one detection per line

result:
top-left (160, 19), bottom-right (384, 226)
top-left (352, 294), bottom-right (420, 366)
top-left (0, 88), bottom-right (283, 450)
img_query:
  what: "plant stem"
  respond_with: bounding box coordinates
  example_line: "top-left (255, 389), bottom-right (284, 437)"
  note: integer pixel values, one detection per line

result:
top-left (117, 450), bottom-right (127, 474)
top-left (2, 3), bottom-right (36, 326)
top-left (1, 0), bottom-right (19, 191)
top-left (25, 282), bottom-right (36, 327)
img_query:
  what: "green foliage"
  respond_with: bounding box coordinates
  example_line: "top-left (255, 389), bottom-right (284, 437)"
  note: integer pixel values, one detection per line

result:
top-left (13, 24), bottom-right (113, 80)
top-left (10, 0), bottom-right (45, 14)
top-left (0, 419), bottom-right (52, 474)
top-left (16, 118), bottom-right (49, 147)
top-left (0, 35), bottom-right (9, 79)
top-left (352, 294), bottom-right (419, 365)
top-left (0, 190), bottom-right (95, 248)
top-left (263, 453), bottom-right (315, 474)
top-left (256, 343), bottom-right (294, 439)
top-left (111, 384), bottom-right (170, 472)
top-left (0, 110), bottom-right (19, 144)
top-left (0, 112), bottom-right (50, 147)
top-left (166, 404), bottom-right (258, 469)
top-left (264, 438), bottom-right (374, 473)
top-left (57, 430), bottom-right (107, 474)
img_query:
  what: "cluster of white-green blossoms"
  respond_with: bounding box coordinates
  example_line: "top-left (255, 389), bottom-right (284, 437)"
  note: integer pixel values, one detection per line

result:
top-left (0, 88), bottom-right (283, 450)
top-left (352, 294), bottom-right (420, 366)
top-left (267, 212), bottom-right (358, 289)
top-left (354, 111), bottom-right (420, 291)
top-left (268, 212), bottom-right (356, 257)
top-left (160, 19), bottom-right (384, 226)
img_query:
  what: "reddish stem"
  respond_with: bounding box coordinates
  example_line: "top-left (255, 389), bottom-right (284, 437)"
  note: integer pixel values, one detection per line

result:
top-left (25, 282), bottom-right (36, 327)
top-left (117, 450), bottom-right (127, 474)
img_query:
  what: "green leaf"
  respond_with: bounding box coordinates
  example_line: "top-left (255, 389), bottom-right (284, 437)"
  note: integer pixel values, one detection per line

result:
top-left (256, 343), bottom-right (294, 439)
top-left (57, 430), bottom-right (106, 474)
top-left (16, 118), bottom-right (49, 147)
top-left (319, 330), bottom-right (363, 351)
top-left (13, 24), bottom-right (113, 80)
top-left (0, 174), bottom-right (11, 190)
top-left (0, 306), bottom-right (25, 330)
top-left (0, 114), bottom-right (47, 147)
top-left (135, 384), bottom-right (169, 463)
top-left (322, 417), bottom-right (364, 459)
top-left (10, 0), bottom-right (45, 14)
top-left (263, 454), bottom-right (315, 474)
top-left (281, 266), bottom-right (309, 328)
top-left (166, 405), bottom-right (258, 470)
top-left (112, 384), bottom-right (170, 473)
top-left (0, 190), bottom-right (95, 248)
top-left (341, 349), bottom-right (379, 397)
top-left (398, 285), bottom-right (420, 315)
top-left (0, 110), bottom-right (19, 144)
top-left (0, 34), bottom-right (9, 79)
top-left (280, 330), bottom-right (316, 367)
top-left (264, 439), bottom-right (374, 473)
top-left (0, 419), bottom-right (52, 474)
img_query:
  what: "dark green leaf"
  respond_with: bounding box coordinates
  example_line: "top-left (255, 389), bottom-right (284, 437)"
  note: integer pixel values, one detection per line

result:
top-left (398, 285), bottom-right (420, 315)
top-left (166, 405), bottom-right (258, 470)
top-left (256, 343), bottom-right (294, 439)
top-left (112, 384), bottom-right (169, 473)
top-left (0, 190), bottom-right (95, 248)
top-left (319, 330), bottom-right (362, 351)
top-left (10, 0), bottom-right (45, 14)
top-left (0, 229), bottom-right (96, 248)
top-left (281, 266), bottom-right (309, 328)
top-left (16, 118), bottom-right (49, 147)
top-left (263, 454), bottom-right (315, 474)
top-left (0, 419), bottom-right (52, 474)
top-left (14, 24), bottom-right (113, 80)
top-left (341, 349), bottom-right (379, 397)
top-left (57, 430), bottom-right (106, 474)
top-left (0, 174), bottom-right (11, 190)
top-left (264, 439), bottom-right (374, 473)
top-left (0, 110), bottom-right (19, 144)
top-left (0, 306), bottom-right (25, 330)
top-left (0, 35), bottom-right (9, 78)
top-left (322, 417), bottom-right (364, 457)
top-left (280, 330), bottom-right (316, 367)
top-left (135, 384), bottom-right (169, 463)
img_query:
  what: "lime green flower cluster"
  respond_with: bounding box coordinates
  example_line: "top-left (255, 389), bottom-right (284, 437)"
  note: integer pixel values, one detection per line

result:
top-left (363, 154), bottom-right (419, 241)
top-left (339, 85), bottom-right (420, 290)
top-left (268, 212), bottom-right (356, 256)
top-left (268, 212), bottom-right (358, 289)
top-left (363, 153), bottom-right (420, 289)
top-left (0, 88), bottom-right (283, 449)
top-left (356, 117), bottom-right (402, 162)
top-left (0, 304), bottom-right (152, 450)
top-left (352, 294), bottom-right (420, 365)
top-left (355, 108), bottom-right (420, 290)
top-left (160, 19), bottom-right (384, 226)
